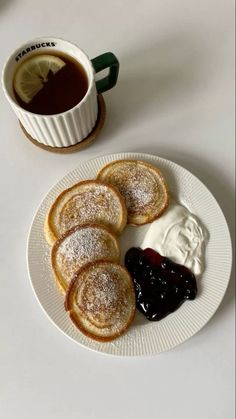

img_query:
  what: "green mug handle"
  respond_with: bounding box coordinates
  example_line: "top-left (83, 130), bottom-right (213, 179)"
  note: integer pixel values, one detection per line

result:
top-left (91, 52), bottom-right (119, 94)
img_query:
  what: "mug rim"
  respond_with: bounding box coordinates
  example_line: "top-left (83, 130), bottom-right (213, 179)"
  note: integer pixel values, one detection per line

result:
top-left (1, 36), bottom-right (96, 117)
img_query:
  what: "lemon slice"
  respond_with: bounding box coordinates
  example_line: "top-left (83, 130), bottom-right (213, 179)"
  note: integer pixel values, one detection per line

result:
top-left (13, 54), bottom-right (66, 103)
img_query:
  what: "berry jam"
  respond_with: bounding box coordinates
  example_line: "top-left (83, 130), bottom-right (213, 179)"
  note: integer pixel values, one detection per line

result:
top-left (125, 247), bottom-right (197, 321)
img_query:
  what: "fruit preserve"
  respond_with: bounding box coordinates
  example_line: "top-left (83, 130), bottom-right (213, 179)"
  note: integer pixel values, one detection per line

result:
top-left (125, 247), bottom-right (197, 321)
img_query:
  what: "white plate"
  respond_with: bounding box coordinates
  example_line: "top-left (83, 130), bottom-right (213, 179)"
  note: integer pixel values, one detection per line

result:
top-left (27, 153), bottom-right (232, 356)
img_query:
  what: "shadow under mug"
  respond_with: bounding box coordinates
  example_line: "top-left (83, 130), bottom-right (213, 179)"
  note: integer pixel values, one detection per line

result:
top-left (1, 37), bottom-right (119, 148)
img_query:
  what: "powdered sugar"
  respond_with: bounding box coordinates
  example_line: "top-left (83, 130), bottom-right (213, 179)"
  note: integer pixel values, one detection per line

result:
top-left (103, 163), bottom-right (158, 212)
top-left (59, 184), bottom-right (122, 234)
top-left (75, 264), bottom-right (135, 334)
top-left (83, 271), bottom-right (118, 312)
top-left (56, 227), bottom-right (119, 281)
top-left (120, 177), bottom-right (153, 210)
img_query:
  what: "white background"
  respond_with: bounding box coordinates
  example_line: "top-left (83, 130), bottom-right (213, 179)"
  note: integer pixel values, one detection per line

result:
top-left (0, 1), bottom-right (235, 418)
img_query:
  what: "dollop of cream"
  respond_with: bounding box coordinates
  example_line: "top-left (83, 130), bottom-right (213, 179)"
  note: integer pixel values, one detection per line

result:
top-left (141, 202), bottom-right (208, 276)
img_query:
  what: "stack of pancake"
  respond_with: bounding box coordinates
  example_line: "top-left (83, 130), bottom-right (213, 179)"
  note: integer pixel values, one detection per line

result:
top-left (44, 160), bottom-right (169, 341)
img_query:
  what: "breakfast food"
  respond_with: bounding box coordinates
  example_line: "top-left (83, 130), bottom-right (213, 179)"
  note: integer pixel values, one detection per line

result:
top-left (65, 261), bottom-right (136, 341)
top-left (42, 157), bottom-right (207, 341)
top-left (97, 160), bottom-right (169, 225)
top-left (45, 180), bottom-right (127, 246)
top-left (141, 202), bottom-right (208, 276)
top-left (51, 224), bottom-right (120, 293)
top-left (125, 247), bottom-right (197, 321)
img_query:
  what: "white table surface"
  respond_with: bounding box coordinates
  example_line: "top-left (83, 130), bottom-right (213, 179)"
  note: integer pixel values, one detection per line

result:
top-left (0, 0), bottom-right (235, 418)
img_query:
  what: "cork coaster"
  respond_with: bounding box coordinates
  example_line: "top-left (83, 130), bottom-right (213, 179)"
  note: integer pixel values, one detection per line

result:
top-left (19, 95), bottom-right (106, 153)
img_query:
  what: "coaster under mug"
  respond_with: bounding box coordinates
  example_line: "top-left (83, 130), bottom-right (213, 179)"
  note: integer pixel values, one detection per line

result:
top-left (19, 95), bottom-right (105, 153)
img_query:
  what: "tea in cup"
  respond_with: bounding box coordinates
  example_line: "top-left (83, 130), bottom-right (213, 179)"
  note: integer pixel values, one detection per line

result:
top-left (2, 37), bottom-right (119, 148)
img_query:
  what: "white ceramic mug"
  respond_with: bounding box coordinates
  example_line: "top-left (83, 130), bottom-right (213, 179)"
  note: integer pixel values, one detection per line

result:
top-left (1, 37), bottom-right (119, 148)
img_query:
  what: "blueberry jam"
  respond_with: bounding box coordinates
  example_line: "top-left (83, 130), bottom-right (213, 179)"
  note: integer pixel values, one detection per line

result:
top-left (125, 247), bottom-right (197, 321)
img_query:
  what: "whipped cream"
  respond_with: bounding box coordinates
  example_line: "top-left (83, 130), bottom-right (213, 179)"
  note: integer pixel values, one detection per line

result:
top-left (141, 202), bottom-right (208, 276)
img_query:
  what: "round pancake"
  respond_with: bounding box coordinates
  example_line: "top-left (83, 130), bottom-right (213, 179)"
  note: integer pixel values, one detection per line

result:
top-left (65, 261), bottom-right (136, 341)
top-left (97, 159), bottom-right (169, 225)
top-left (45, 180), bottom-right (127, 246)
top-left (51, 224), bottom-right (120, 293)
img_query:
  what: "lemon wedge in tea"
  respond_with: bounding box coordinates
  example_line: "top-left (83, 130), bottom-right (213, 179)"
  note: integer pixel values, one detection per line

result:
top-left (13, 54), bottom-right (66, 103)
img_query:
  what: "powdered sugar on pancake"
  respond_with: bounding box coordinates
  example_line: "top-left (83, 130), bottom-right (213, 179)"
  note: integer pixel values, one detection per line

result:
top-left (59, 184), bottom-right (123, 234)
top-left (56, 226), bottom-right (119, 283)
top-left (72, 263), bottom-right (135, 336)
top-left (107, 165), bottom-right (156, 212)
